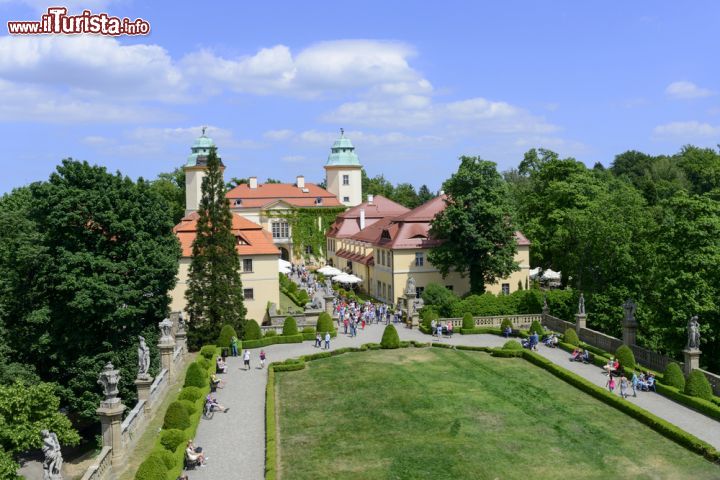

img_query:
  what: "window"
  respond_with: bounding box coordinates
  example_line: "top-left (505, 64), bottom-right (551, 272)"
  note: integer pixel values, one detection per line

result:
top-left (377, 280), bottom-right (381, 296)
top-left (380, 249), bottom-right (385, 266)
top-left (502, 283), bottom-right (510, 295)
top-left (382, 283), bottom-right (387, 299)
top-left (271, 221), bottom-right (289, 238)
top-left (415, 286), bottom-right (424, 299)
top-left (243, 258), bottom-right (253, 272)
top-left (243, 288), bottom-right (254, 300)
top-left (446, 285), bottom-right (454, 291)
top-left (315, 197), bottom-right (323, 205)
top-left (342, 174), bottom-right (350, 185)
top-left (305, 245), bottom-right (313, 254)
top-left (236, 235), bottom-right (247, 245)
top-left (346, 260), bottom-right (352, 271)
top-left (343, 196), bottom-right (350, 203)
top-left (415, 252), bottom-right (424, 267)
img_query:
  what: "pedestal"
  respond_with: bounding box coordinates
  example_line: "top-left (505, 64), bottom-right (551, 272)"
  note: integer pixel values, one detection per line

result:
top-left (175, 330), bottom-right (187, 353)
top-left (411, 312), bottom-right (420, 328)
top-left (622, 324), bottom-right (637, 347)
top-left (324, 295), bottom-right (335, 316)
top-left (683, 348), bottom-right (701, 376)
top-left (97, 402), bottom-right (126, 469)
top-left (575, 313), bottom-right (587, 333)
top-left (158, 342), bottom-right (175, 377)
top-left (134, 376), bottom-right (154, 414)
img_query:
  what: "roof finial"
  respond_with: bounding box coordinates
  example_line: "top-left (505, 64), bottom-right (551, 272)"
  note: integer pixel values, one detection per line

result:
top-left (340, 127), bottom-right (344, 137)
top-left (201, 125), bottom-right (207, 136)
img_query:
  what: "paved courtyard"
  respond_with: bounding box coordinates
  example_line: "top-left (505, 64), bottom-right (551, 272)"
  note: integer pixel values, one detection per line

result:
top-left (188, 322), bottom-right (720, 480)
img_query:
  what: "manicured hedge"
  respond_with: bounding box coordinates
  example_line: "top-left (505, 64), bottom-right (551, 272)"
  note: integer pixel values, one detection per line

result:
top-left (615, 345), bottom-right (636, 370)
top-left (163, 401), bottom-right (190, 430)
top-left (200, 345), bottom-right (216, 360)
top-left (381, 324), bottom-right (400, 349)
top-left (135, 454), bottom-right (167, 480)
top-left (159, 429), bottom-right (186, 452)
top-left (503, 340), bottom-right (523, 350)
top-left (282, 316), bottom-right (299, 336)
top-left (316, 312), bottom-right (334, 333)
top-left (564, 328), bottom-right (579, 346)
top-left (656, 383), bottom-right (720, 422)
top-left (183, 362), bottom-right (208, 389)
top-left (500, 318), bottom-right (513, 332)
top-left (528, 319), bottom-right (543, 335)
top-left (521, 350), bottom-right (720, 461)
top-left (461, 313), bottom-right (474, 330)
top-left (491, 349), bottom-right (524, 358)
top-left (217, 325), bottom-right (237, 350)
top-left (685, 370), bottom-right (713, 401)
top-left (178, 386), bottom-right (202, 403)
top-left (663, 362), bottom-right (686, 391)
top-left (242, 334), bottom-right (304, 349)
top-left (244, 320), bottom-right (262, 340)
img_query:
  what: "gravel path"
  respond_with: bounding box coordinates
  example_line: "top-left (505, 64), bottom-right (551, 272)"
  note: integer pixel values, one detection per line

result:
top-left (189, 324), bottom-right (720, 480)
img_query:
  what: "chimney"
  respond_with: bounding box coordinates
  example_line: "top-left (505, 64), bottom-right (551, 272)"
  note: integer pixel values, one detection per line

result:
top-left (367, 194), bottom-right (374, 204)
top-left (439, 190), bottom-right (444, 196)
top-left (249, 177), bottom-right (258, 189)
top-left (296, 175), bottom-right (305, 189)
top-left (359, 209), bottom-right (366, 230)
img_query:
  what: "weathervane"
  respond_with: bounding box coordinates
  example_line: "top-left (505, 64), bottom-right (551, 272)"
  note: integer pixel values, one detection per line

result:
top-left (201, 126), bottom-right (207, 136)
top-left (340, 127), bottom-right (344, 136)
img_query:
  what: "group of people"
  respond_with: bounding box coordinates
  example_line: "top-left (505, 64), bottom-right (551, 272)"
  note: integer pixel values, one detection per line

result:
top-left (430, 319), bottom-right (454, 338)
top-left (314, 332), bottom-right (332, 349)
top-left (569, 347), bottom-right (591, 363)
top-left (521, 331), bottom-right (541, 350)
top-left (334, 296), bottom-right (402, 335)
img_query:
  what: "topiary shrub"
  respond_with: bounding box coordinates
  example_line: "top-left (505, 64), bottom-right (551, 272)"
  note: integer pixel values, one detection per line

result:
top-left (564, 328), bottom-right (579, 346)
top-left (183, 362), bottom-right (208, 388)
top-left (380, 324), bottom-right (400, 349)
top-left (503, 340), bottom-right (523, 350)
top-left (316, 312), bottom-right (334, 333)
top-left (244, 320), bottom-right (262, 340)
top-left (177, 399), bottom-right (197, 416)
top-left (159, 428), bottom-right (187, 452)
top-left (302, 326), bottom-right (315, 334)
top-left (135, 454), bottom-right (167, 480)
top-left (615, 345), bottom-right (636, 370)
top-left (529, 320), bottom-right (543, 335)
top-left (283, 316), bottom-right (298, 336)
top-left (163, 401), bottom-right (191, 430)
top-left (200, 345), bottom-right (216, 360)
top-left (195, 356), bottom-right (211, 371)
top-left (685, 370), bottom-right (713, 401)
top-left (297, 289), bottom-right (310, 306)
top-left (217, 324), bottom-right (237, 350)
top-left (178, 386), bottom-right (202, 403)
top-left (462, 313), bottom-right (474, 330)
top-left (264, 330), bottom-right (277, 337)
top-left (663, 362), bottom-right (686, 391)
top-left (500, 318), bottom-right (513, 332)
top-left (152, 449), bottom-right (176, 470)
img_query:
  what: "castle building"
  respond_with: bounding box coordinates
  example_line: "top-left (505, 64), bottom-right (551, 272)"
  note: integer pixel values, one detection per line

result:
top-left (323, 129), bottom-right (362, 207)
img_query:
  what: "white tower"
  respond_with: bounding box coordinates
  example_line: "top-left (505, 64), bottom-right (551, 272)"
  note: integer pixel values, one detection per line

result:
top-left (184, 128), bottom-right (222, 216)
top-left (324, 129), bottom-right (362, 207)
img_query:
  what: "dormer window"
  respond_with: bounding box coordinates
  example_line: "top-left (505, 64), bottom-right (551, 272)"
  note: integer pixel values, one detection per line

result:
top-left (315, 197), bottom-right (323, 205)
top-left (233, 199), bottom-right (242, 206)
top-left (236, 236), bottom-right (247, 245)
top-left (381, 230), bottom-right (391, 240)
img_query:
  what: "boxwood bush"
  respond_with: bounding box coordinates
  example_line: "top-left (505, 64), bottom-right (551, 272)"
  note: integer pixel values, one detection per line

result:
top-left (282, 316), bottom-right (298, 336)
top-left (163, 401), bottom-right (191, 430)
top-left (615, 345), bottom-right (636, 370)
top-left (564, 328), bottom-right (579, 346)
top-left (135, 455), bottom-right (167, 480)
top-left (244, 320), bottom-right (262, 340)
top-left (380, 324), bottom-right (400, 349)
top-left (217, 324), bottom-right (237, 350)
top-left (152, 449), bottom-right (176, 469)
top-left (529, 319), bottom-right (543, 335)
top-left (159, 428), bottom-right (186, 452)
top-left (264, 330), bottom-right (278, 337)
top-left (195, 356), bottom-right (211, 371)
top-left (178, 386), bottom-right (202, 403)
top-left (663, 362), bottom-right (686, 391)
top-left (177, 399), bottom-right (197, 416)
top-left (200, 345), bottom-right (216, 360)
top-left (183, 362), bottom-right (208, 388)
top-left (500, 318), bottom-right (513, 332)
top-left (316, 312), bottom-right (334, 333)
top-left (503, 340), bottom-right (523, 350)
top-left (462, 313), bottom-right (474, 330)
top-left (685, 370), bottom-right (713, 401)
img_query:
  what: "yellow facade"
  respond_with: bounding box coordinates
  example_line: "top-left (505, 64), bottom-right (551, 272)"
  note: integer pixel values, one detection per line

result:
top-left (169, 254), bottom-right (279, 323)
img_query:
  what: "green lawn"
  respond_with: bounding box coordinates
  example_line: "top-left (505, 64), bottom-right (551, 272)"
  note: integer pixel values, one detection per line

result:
top-left (275, 348), bottom-right (720, 480)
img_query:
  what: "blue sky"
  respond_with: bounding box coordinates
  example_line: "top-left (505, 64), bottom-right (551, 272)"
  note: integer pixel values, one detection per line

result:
top-left (0, 0), bottom-right (718, 194)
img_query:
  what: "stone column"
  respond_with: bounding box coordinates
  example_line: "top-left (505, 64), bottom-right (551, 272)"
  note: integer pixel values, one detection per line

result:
top-left (158, 317), bottom-right (176, 376)
top-left (574, 313), bottom-right (586, 334)
top-left (97, 363), bottom-right (126, 469)
top-left (175, 329), bottom-right (187, 354)
top-left (324, 295), bottom-right (335, 316)
top-left (621, 299), bottom-right (638, 346)
top-left (683, 348), bottom-right (701, 376)
top-left (134, 376), bottom-right (154, 414)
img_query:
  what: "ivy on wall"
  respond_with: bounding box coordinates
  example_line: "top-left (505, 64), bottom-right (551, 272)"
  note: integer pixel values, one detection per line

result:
top-left (263, 207), bottom-right (346, 260)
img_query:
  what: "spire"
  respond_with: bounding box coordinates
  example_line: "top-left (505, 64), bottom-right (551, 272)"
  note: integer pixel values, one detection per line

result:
top-left (325, 129), bottom-right (360, 167)
top-left (186, 127), bottom-right (219, 167)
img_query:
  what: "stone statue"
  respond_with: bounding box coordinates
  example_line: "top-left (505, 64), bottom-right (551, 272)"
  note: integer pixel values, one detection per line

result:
top-left (177, 313), bottom-right (186, 333)
top-left (687, 315), bottom-right (701, 350)
top-left (158, 318), bottom-right (173, 344)
top-left (97, 362), bottom-right (121, 406)
top-left (542, 293), bottom-right (549, 313)
top-left (41, 430), bottom-right (63, 480)
top-left (578, 293), bottom-right (585, 315)
top-left (137, 336), bottom-right (150, 379)
top-left (622, 298), bottom-right (637, 327)
top-left (405, 276), bottom-right (416, 296)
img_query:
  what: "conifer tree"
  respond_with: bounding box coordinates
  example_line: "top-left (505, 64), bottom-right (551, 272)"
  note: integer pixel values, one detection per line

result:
top-left (186, 147), bottom-right (246, 349)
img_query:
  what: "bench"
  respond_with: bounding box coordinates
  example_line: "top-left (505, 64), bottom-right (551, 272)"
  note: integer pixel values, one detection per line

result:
top-left (184, 452), bottom-right (200, 470)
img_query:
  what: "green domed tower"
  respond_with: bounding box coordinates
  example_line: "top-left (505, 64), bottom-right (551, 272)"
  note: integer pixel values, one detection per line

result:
top-left (324, 128), bottom-right (362, 206)
top-left (184, 127), bottom-right (224, 215)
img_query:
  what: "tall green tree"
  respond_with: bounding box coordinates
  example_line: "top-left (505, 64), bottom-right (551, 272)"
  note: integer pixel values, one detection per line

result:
top-left (390, 183), bottom-right (419, 208)
top-left (429, 156), bottom-right (518, 293)
top-left (151, 166), bottom-right (186, 224)
top-left (186, 147), bottom-right (246, 349)
top-left (417, 184), bottom-right (435, 205)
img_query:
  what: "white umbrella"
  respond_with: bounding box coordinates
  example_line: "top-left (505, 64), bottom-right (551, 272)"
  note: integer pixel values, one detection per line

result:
top-left (279, 266), bottom-right (291, 274)
top-left (319, 266), bottom-right (343, 276)
top-left (541, 269), bottom-right (561, 281)
top-left (279, 259), bottom-right (292, 269)
top-left (529, 267), bottom-right (542, 280)
top-left (333, 273), bottom-right (362, 284)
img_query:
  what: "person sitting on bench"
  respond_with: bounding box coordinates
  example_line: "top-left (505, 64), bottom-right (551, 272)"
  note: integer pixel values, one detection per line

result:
top-left (216, 357), bottom-right (228, 374)
top-left (205, 394), bottom-right (229, 413)
top-left (503, 326), bottom-right (512, 338)
top-left (210, 373), bottom-right (225, 390)
top-left (186, 439), bottom-right (207, 466)
top-left (581, 349), bottom-right (590, 363)
top-left (570, 347), bottom-right (582, 361)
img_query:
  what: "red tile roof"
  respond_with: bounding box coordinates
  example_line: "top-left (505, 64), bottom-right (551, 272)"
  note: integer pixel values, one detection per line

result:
top-left (226, 182), bottom-right (342, 208)
top-left (174, 212), bottom-right (280, 257)
top-left (326, 195), bottom-right (410, 239)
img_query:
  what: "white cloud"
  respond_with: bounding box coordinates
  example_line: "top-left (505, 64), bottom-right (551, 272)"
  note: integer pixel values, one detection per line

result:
top-left (181, 40), bottom-right (426, 98)
top-left (266, 128), bottom-right (443, 147)
top-left (0, 36), bottom-right (185, 101)
top-left (665, 81), bottom-right (715, 99)
top-left (653, 121), bottom-right (720, 138)
top-left (128, 126), bottom-right (262, 149)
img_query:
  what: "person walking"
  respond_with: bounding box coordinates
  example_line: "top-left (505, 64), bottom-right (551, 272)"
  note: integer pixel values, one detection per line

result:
top-left (259, 349), bottom-right (266, 369)
top-left (230, 335), bottom-right (239, 357)
top-left (324, 331), bottom-right (331, 349)
top-left (315, 333), bottom-right (322, 348)
top-left (619, 376), bottom-right (629, 399)
top-left (243, 349), bottom-right (251, 371)
top-left (631, 372), bottom-right (638, 397)
top-left (606, 376), bottom-right (616, 394)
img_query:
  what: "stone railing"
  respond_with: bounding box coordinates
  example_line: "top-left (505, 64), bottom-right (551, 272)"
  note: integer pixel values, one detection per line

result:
top-left (542, 314), bottom-right (575, 333)
top-left (441, 314), bottom-right (542, 329)
top-left (578, 327), bottom-right (624, 353)
top-left (149, 368), bottom-right (169, 406)
top-left (121, 400), bottom-right (146, 450)
top-left (261, 324), bottom-right (315, 334)
top-left (630, 344), bottom-right (676, 373)
top-left (700, 369), bottom-right (720, 394)
top-left (79, 446), bottom-right (113, 480)
top-left (173, 345), bottom-right (183, 362)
